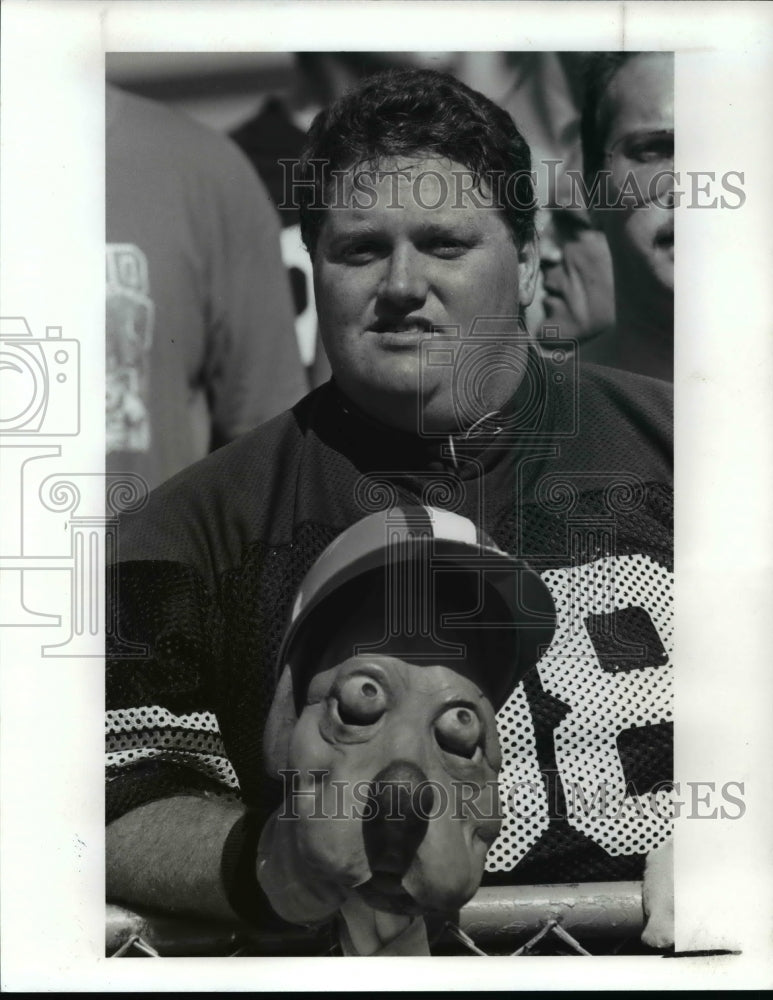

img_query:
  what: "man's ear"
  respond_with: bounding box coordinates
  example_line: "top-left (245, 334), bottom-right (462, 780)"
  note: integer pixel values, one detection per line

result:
top-left (517, 232), bottom-right (540, 309)
top-left (263, 664), bottom-right (298, 776)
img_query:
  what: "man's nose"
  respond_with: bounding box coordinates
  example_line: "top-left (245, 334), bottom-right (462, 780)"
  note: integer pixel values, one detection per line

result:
top-left (377, 245), bottom-right (428, 311)
top-left (539, 217), bottom-right (562, 268)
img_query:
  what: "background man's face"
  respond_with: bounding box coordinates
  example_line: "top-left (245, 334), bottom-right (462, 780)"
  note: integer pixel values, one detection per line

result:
top-left (313, 156), bottom-right (538, 433)
top-left (598, 53), bottom-right (674, 305)
top-left (538, 206), bottom-right (615, 342)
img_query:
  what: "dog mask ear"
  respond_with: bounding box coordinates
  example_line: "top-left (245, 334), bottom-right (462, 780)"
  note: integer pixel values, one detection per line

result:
top-left (263, 664), bottom-right (298, 776)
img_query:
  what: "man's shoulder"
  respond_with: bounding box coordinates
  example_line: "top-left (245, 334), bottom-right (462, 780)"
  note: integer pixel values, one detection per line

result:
top-left (114, 387), bottom-right (330, 576)
top-left (161, 402), bottom-right (302, 494)
top-left (580, 361), bottom-right (673, 405)
top-left (567, 362), bottom-right (673, 481)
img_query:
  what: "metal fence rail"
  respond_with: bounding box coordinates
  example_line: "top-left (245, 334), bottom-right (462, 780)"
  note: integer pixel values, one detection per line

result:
top-left (107, 880), bottom-right (645, 957)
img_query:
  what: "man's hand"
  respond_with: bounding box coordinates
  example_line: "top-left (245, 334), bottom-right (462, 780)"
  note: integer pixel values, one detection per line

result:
top-left (256, 810), bottom-right (349, 926)
top-left (641, 836), bottom-right (674, 949)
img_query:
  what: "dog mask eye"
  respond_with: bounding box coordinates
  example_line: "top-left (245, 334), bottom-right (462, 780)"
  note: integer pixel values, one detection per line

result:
top-left (434, 706), bottom-right (482, 758)
top-left (336, 674), bottom-right (387, 725)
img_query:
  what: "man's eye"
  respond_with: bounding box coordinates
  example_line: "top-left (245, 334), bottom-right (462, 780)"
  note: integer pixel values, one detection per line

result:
top-left (340, 242), bottom-right (381, 263)
top-left (628, 138), bottom-right (673, 164)
top-left (428, 240), bottom-right (468, 259)
top-left (336, 674), bottom-right (387, 725)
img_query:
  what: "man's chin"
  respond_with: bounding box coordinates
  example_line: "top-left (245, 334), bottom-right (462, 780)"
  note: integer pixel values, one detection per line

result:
top-left (654, 240), bottom-right (674, 271)
top-left (341, 371), bottom-right (459, 433)
top-left (652, 258), bottom-right (674, 298)
top-left (367, 352), bottom-right (426, 393)
top-left (640, 238), bottom-right (673, 292)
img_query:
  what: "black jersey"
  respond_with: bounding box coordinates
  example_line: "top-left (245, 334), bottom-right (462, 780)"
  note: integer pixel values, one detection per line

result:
top-left (107, 351), bottom-right (672, 889)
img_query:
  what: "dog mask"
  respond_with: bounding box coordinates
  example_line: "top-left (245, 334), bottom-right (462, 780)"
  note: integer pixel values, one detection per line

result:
top-left (258, 507), bottom-right (556, 939)
top-left (263, 644), bottom-right (504, 922)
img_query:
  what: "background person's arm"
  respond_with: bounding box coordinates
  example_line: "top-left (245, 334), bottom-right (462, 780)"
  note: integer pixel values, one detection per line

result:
top-left (204, 140), bottom-right (307, 450)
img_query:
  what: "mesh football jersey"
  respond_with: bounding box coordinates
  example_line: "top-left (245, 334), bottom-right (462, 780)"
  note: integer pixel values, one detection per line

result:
top-left (106, 350), bottom-right (672, 888)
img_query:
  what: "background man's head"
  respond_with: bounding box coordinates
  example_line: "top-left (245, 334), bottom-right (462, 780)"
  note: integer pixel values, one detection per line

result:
top-left (581, 52), bottom-right (674, 323)
top-left (538, 202), bottom-right (615, 347)
top-left (297, 68), bottom-right (539, 434)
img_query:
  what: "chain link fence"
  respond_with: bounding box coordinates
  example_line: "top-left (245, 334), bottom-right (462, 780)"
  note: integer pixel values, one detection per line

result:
top-left (108, 880), bottom-right (650, 958)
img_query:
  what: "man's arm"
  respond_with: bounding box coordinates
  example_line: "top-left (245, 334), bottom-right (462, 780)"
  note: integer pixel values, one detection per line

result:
top-left (106, 545), bottom-right (250, 923)
top-left (107, 795), bottom-right (350, 929)
top-left (106, 796), bottom-right (246, 922)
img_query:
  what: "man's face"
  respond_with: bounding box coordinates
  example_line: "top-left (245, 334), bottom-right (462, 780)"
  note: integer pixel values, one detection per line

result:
top-left (597, 53), bottom-right (674, 306)
top-left (313, 156), bottom-right (538, 433)
top-left (538, 206), bottom-right (615, 343)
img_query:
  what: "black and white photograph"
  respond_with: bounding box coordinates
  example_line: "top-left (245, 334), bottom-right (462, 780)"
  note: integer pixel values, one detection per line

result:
top-left (1, 1), bottom-right (771, 991)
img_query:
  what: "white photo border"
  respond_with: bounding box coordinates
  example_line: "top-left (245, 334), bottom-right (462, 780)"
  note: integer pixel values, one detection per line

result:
top-left (1, 0), bottom-right (772, 990)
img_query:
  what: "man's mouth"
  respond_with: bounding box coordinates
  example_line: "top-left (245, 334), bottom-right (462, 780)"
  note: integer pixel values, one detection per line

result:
top-left (370, 316), bottom-right (434, 337)
top-left (655, 225), bottom-right (674, 251)
top-left (542, 286), bottom-right (567, 316)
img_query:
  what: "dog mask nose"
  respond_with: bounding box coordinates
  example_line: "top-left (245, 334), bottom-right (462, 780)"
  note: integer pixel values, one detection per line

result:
top-left (363, 760), bottom-right (434, 877)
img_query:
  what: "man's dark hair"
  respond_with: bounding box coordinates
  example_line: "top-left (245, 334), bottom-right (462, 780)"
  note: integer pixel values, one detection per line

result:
top-left (297, 67), bottom-right (536, 257)
top-left (580, 52), bottom-right (639, 184)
